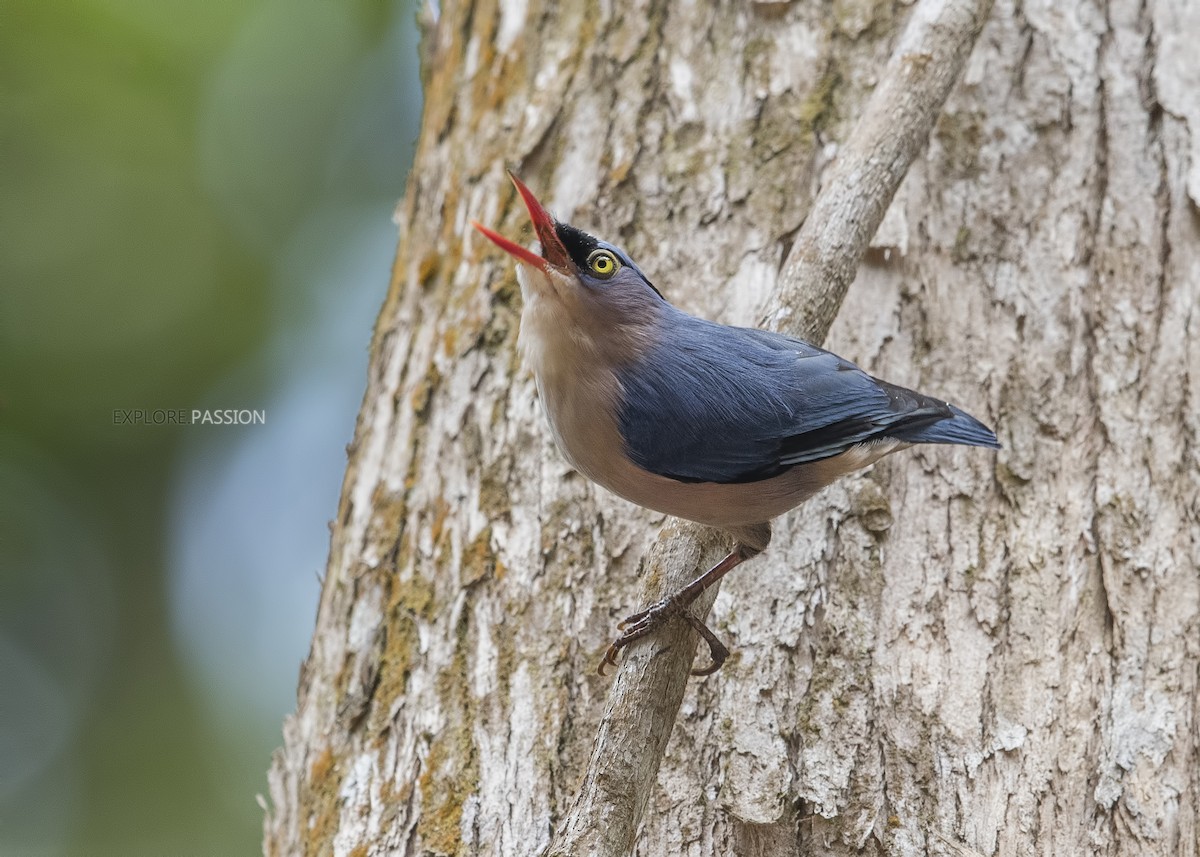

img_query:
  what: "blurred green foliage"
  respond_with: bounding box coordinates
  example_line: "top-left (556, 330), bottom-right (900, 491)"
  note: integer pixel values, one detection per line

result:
top-left (0, 0), bottom-right (418, 853)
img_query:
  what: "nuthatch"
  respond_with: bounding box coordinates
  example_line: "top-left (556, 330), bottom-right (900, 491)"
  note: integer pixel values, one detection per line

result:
top-left (473, 173), bottom-right (999, 676)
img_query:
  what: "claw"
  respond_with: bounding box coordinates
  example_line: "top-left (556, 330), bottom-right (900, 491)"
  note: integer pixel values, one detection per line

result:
top-left (682, 612), bottom-right (730, 675)
top-left (595, 600), bottom-right (731, 677)
top-left (597, 645), bottom-right (620, 676)
top-left (595, 545), bottom-right (753, 677)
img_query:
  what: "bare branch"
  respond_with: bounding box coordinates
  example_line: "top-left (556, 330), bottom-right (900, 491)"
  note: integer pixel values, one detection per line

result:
top-left (546, 0), bottom-right (996, 854)
top-left (765, 0), bottom-right (997, 344)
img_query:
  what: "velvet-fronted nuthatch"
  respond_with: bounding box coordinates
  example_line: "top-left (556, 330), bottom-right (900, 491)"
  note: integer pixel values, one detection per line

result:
top-left (473, 173), bottom-right (999, 676)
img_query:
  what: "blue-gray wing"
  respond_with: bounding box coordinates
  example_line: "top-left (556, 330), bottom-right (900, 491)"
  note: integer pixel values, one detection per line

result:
top-left (615, 315), bottom-right (998, 484)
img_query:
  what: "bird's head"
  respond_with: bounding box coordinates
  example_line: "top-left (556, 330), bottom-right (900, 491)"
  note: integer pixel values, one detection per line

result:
top-left (472, 173), bottom-right (663, 317)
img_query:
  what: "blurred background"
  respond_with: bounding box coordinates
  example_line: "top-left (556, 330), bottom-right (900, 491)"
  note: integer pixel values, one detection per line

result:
top-left (1, 0), bottom-right (421, 853)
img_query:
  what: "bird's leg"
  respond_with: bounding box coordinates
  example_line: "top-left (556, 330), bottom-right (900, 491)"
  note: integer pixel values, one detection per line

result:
top-left (598, 543), bottom-right (758, 676)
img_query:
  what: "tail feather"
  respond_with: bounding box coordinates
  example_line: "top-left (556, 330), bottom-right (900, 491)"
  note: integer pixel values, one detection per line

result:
top-left (889, 404), bottom-right (1001, 449)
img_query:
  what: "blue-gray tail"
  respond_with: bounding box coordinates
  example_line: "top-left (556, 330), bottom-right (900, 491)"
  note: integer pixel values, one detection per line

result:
top-left (889, 404), bottom-right (1001, 449)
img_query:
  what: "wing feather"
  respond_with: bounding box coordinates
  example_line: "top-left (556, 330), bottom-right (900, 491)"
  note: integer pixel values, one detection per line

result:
top-left (615, 314), bottom-right (996, 484)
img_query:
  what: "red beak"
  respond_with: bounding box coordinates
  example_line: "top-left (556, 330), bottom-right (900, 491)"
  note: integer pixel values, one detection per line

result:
top-left (472, 172), bottom-right (573, 273)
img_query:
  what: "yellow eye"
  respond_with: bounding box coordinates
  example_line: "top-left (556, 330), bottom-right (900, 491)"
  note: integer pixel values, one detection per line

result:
top-left (587, 249), bottom-right (619, 278)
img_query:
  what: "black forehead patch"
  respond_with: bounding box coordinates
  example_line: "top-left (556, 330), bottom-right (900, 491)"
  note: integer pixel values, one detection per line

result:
top-left (554, 221), bottom-right (599, 269)
top-left (553, 219), bottom-right (666, 299)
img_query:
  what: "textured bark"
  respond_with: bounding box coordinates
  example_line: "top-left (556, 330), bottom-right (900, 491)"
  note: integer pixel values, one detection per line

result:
top-left (265, 1), bottom-right (1200, 856)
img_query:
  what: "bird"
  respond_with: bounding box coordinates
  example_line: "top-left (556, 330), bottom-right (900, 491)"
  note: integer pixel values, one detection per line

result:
top-left (472, 172), bottom-right (999, 677)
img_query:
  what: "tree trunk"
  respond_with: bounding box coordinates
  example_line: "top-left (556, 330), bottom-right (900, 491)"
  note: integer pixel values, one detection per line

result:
top-left (264, 1), bottom-right (1200, 856)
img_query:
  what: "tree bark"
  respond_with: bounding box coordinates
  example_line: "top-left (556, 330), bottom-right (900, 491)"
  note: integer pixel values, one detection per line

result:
top-left (265, 1), bottom-right (1200, 856)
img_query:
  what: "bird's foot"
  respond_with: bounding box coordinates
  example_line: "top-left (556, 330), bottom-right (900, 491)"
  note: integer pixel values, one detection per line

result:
top-left (597, 596), bottom-right (730, 677)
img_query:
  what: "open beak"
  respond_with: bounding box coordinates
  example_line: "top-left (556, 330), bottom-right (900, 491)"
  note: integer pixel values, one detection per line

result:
top-left (472, 172), bottom-right (573, 273)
